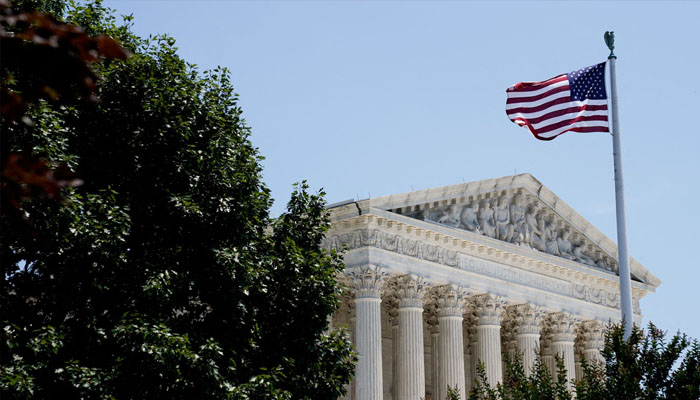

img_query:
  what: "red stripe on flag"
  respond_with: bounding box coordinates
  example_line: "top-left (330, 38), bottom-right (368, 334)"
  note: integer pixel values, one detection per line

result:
top-left (514, 104), bottom-right (608, 125)
top-left (507, 75), bottom-right (567, 92)
top-left (506, 96), bottom-right (574, 116)
top-left (505, 62), bottom-right (609, 140)
top-left (568, 126), bottom-right (610, 133)
top-left (536, 114), bottom-right (609, 134)
top-left (506, 85), bottom-right (570, 105)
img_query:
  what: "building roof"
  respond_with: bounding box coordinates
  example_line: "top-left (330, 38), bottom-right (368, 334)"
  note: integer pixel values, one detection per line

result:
top-left (328, 173), bottom-right (661, 290)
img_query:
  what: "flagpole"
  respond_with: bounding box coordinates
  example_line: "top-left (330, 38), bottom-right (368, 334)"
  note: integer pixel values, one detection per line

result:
top-left (605, 31), bottom-right (634, 339)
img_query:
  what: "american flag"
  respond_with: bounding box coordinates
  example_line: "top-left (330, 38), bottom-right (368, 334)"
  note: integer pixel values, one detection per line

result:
top-left (506, 62), bottom-right (609, 140)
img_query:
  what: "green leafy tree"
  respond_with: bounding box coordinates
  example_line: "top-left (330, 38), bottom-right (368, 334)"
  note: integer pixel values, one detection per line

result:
top-left (468, 353), bottom-right (570, 400)
top-left (0, 1), bottom-right (355, 399)
top-left (446, 386), bottom-right (462, 400)
top-left (576, 323), bottom-right (700, 400)
top-left (466, 323), bottom-right (699, 400)
top-left (0, 0), bottom-right (129, 216)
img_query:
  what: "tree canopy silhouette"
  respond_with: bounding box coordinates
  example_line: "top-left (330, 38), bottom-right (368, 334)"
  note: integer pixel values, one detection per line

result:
top-left (0, 1), bottom-right (355, 398)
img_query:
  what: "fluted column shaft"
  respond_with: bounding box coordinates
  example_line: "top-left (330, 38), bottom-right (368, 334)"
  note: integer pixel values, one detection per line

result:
top-left (464, 351), bottom-right (471, 394)
top-left (577, 319), bottom-right (605, 379)
top-left (435, 286), bottom-right (466, 400)
top-left (463, 326), bottom-right (472, 394)
top-left (471, 294), bottom-right (506, 386)
top-left (546, 312), bottom-right (579, 391)
top-left (394, 275), bottom-right (429, 400)
top-left (508, 304), bottom-right (545, 377)
top-left (439, 316), bottom-right (465, 399)
top-left (398, 307), bottom-right (425, 400)
top-left (355, 297), bottom-right (382, 400)
top-left (384, 294), bottom-right (400, 400)
top-left (583, 347), bottom-right (604, 365)
top-left (470, 334), bottom-right (478, 390)
top-left (346, 302), bottom-right (357, 400)
top-left (575, 350), bottom-right (583, 381)
top-left (391, 323), bottom-right (399, 399)
top-left (430, 329), bottom-right (439, 399)
top-left (475, 325), bottom-right (502, 384)
top-left (541, 333), bottom-right (556, 378)
top-left (518, 333), bottom-right (540, 374)
top-left (551, 337), bottom-right (575, 384)
top-left (350, 266), bottom-right (386, 400)
top-left (500, 318), bottom-right (516, 378)
top-left (465, 309), bottom-right (478, 391)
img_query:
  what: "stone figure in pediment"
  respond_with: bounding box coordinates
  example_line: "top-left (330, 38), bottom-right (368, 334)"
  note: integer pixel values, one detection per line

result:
top-left (510, 195), bottom-right (528, 244)
top-left (423, 208), bottom-right (432, 221)
top-left (478, 199), bottom-right (496, 238)
top-left (557, 229), bottom-right (575, 260)
top-left (531, 217), bottom-right (547, 252)
top-left (495, 196), bottom-right (514, 242)
top-left (596, 256), bottom-right (610, 271)
top-left (436, 204), bottom-right (461, 227)
top-left (525, 203), bottom-right (541, 242)
top-left (573, 242), bottom-right (596, 266)
top-left (544, 218), bottom-right (559, 255)
top-left (460, 202), bottom-right (481, 233)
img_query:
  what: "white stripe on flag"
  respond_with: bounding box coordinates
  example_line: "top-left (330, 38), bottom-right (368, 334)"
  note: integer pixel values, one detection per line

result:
top-left (506, 79), bottom-right (569, 98)
top-left (538, 120), bottom-right (609, 139)
top-left (506, 99), bottom-right (608, 119)
top-left (530, 109), bottom-right (609, 130)
top-left (506, 90), bottom-right (571, 109)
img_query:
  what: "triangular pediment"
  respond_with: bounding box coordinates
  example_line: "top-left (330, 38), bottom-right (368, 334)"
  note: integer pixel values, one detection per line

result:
top-left (343, 174), bottom-right (659, 288)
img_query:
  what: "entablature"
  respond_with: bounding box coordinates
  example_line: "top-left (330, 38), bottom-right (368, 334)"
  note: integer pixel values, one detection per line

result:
top-left (324, 208), bottom-right (657, 312)
top-left (328, 174), bottom-right (660, 290)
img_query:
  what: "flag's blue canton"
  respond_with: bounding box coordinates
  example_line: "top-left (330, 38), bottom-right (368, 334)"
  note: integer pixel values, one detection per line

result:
top-left (566, 62), bottom-right (607, 101)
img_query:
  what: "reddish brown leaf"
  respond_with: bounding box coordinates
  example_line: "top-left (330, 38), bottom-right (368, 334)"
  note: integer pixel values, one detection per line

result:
top-left (1, 153), bottom-right (83, 210)
top-left (96, 35), bottom-right (129, 59)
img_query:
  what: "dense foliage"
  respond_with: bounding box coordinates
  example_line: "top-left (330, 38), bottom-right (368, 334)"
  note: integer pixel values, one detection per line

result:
top-left (0, 1), bottom-right (355, 399)
top-left (576, 323), bottom-right (700, 400)
top-left (0, 0), bottom-right (127, 212)
top-left (468, 354), bottom-right (571, 400)
top-left (466, 323), bottom-right (700, 400)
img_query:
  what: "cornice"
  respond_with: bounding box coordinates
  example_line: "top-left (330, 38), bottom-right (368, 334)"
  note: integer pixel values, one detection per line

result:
top-left (325, 210), bottom-right (657, 307)
top-left (328, 174), bottom-right (660, 290)
top-left (329, 210), bottom-right (653, 292)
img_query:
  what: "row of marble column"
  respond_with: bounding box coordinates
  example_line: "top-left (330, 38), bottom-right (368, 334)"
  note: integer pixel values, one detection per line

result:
top-left (344, 266), bottom-right (605, 400)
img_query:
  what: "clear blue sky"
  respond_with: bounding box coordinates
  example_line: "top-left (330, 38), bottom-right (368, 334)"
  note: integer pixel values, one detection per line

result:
top-left (105, 1), bottom-right (700, 341)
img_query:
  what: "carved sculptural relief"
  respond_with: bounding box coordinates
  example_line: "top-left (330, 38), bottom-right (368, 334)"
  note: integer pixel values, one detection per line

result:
top-left (418, 192), bottom-right (616, 273)
top-left (478, 199), bottom-right (496, 238)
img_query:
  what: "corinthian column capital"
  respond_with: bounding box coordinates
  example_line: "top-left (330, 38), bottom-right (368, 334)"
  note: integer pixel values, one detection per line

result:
top-left (469, 294), bottom-right (506, 326)
top-left (347, 265), bottom-right (388, 299)
top-left (506, 304), bottom-right (546, 335)
top-left (390, 275), bottom-right (430, 309)
top-left (543, 312), bottom-right (580, 342)
top-left (431, 285), bottom-right (468, 317)
top-left (577, 320), bottom-right (605, 350)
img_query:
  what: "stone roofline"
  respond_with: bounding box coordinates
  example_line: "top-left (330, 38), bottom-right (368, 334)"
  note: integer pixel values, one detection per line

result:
top-left (328, 173), bottom-right (661, 290)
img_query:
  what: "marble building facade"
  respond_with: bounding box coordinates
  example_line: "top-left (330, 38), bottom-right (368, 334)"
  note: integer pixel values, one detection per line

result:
top-left (322, 174), bottom-right (660, 400)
